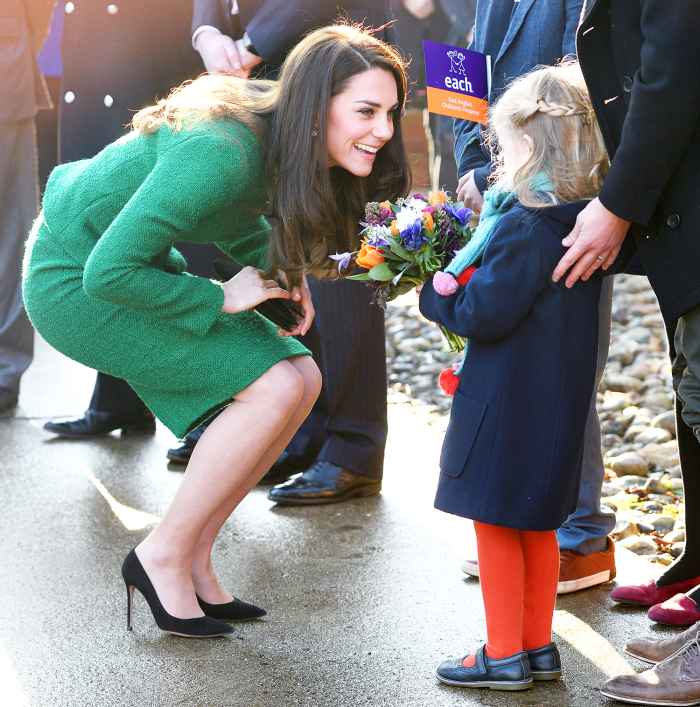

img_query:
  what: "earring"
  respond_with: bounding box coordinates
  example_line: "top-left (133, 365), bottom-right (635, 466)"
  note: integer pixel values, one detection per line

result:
top-left (311, 129), bottom-right (319, 137)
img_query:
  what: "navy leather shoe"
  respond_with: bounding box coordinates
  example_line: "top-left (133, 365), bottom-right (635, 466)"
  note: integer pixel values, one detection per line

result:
top-left (436, 645), bottom-right (533, 691)
top-left (527, 643), bottom-right (562, 681)
top-left (267, 461), bottom-right (381, 506)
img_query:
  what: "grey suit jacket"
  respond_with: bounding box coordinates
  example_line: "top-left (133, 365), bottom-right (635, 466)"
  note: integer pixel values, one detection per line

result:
top-left (1, 0), bottom-right (53, 122)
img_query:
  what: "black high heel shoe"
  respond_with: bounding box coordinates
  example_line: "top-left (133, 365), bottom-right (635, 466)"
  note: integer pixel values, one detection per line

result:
top-left (122, 549), bottom-right (233, 638)
top-left (197, 595), bottom-right (267, 621)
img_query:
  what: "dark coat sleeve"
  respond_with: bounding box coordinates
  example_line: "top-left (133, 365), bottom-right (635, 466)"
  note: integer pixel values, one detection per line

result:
top-left (599, 1), bottom-right (700, 225)
top-left (191, 0), bottom-right (233, 35)
top-left (419, 211), bottom-right (547, 342)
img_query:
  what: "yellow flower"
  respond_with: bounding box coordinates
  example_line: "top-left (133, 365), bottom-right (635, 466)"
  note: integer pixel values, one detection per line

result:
top-left (390, 220), bottom-right (400, 237)
top-left (422, 212), bottom-right (435, 232)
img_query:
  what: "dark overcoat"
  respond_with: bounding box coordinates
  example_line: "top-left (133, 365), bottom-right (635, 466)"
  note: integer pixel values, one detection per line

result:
top-left (577, 0), bottom-right (700, 322)
top-left (60, 0), bottom-right (201, 162)
top-left (419, 202), bottom-right (601, 530)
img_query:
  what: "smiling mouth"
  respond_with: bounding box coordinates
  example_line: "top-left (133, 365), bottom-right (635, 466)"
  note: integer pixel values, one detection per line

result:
top-left (354, 142), bottom-right (380, 155)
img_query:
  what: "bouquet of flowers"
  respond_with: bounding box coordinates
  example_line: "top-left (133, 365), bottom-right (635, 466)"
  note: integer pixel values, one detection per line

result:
top-left (330, 191), bottom-right (473, 351)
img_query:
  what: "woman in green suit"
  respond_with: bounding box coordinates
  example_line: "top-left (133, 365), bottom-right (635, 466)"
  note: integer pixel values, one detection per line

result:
top-left (23, 25), bottom-right (410, 638)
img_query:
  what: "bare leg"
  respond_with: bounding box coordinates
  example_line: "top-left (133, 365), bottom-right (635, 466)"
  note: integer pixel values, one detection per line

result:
top-left (135, 358), bottom-right (318, 618)
top-left (191, 357), bottom-right (322, 602)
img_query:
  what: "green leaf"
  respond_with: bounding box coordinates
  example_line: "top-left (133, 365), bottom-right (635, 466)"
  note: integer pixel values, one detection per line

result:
top-left (346, 272), bottom-right (371, 281)
top-left (388, 239), bottom-right (413, 261)
top-left (368, 263), bottom-right (395, 281)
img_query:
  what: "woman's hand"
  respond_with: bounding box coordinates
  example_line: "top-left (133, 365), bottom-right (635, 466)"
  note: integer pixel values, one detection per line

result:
top-left (221, 266), bottom-right (290, 314)
top-left (281, 275), bottom-right (315, 337)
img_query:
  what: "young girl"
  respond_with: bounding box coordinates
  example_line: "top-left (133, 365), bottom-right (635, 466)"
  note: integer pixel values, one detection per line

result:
top-left (419, 63), bottom-right (609, 690)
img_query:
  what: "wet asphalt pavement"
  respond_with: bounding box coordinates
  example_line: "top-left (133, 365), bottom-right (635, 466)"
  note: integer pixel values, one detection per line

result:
top-left (0, 337), bottom-right (675, 706)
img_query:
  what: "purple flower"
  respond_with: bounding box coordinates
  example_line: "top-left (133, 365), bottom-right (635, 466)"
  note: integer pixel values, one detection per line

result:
top-left (400, 218), bottom-right (427, 251)
top-left (378, 205), bottom-right (393, 222)
top-left (445, 204), bottom-right (472, 226)
top-left (412, 192), bottom-right (428, 202)
top-left (329, 251), bottom-right (353, 273)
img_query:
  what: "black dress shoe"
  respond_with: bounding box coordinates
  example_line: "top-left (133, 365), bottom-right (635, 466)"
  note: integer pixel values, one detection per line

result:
top-left (197, 595), bottom-right (267, 621)
top-left (44, 409), bottom-right (156, 438)
top-left (257, 450), bottom-right (309, 485)
top-left (166, 424), bottom-right (207, 464)
top-left (267, 460), bottom-right (381, 506)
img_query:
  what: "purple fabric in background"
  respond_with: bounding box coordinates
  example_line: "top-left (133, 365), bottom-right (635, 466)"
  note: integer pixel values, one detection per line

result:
top-left (423, 39), bottom-right (488, 100)
top-left (38, 5), bottom-right (64, 78)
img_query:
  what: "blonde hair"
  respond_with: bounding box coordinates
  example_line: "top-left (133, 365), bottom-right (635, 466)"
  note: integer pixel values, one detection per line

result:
top-left (489, 61), bottom-right (608, 208)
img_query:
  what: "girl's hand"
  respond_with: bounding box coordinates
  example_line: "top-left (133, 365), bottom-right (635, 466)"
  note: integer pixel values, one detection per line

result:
top-left (281, 275), bottom-right (315, 337)
top-left (221, 266), bottom-right (290, 314)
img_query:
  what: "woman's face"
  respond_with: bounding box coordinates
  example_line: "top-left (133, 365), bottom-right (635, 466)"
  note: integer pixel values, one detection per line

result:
top-left (325, 67), bottom-right (399, 177)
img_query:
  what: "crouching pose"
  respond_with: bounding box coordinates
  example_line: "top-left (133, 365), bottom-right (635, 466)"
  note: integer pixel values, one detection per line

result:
top-left (23, 25), bottom-right (409, 638)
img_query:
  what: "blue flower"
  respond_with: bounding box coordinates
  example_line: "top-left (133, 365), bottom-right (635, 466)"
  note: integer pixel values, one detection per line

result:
top-left (445, 204), bottom-right (472, 226)
top-left (329, 251), bottom-right (353, 273)
top-left (400, 218), bottom-right (427, 251)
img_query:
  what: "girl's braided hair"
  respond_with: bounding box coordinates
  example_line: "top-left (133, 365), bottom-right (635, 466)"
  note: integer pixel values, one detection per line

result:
top-left (488, 60), bottom-right (608, 207)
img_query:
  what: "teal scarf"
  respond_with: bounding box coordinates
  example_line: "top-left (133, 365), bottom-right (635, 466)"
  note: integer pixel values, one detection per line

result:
top-left (446, 173), bottom-right (553, 276)
top-left (446, 173), bottom-right (554, 375)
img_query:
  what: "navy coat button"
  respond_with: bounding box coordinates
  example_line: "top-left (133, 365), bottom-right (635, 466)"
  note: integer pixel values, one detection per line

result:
top-left (666, 213), bottom-right (681, 229)
top-left (622, 75), bottom-right (633, 92)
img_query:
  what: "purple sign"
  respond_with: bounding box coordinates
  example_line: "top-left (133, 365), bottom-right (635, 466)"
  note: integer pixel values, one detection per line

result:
top-left (423, 40), bottom-right (490, 124)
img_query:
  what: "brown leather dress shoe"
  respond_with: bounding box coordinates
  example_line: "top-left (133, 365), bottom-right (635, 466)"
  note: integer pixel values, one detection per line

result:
top-left (625, 622), bottom-right (700, 664)
top-left (601, 637), bottom-right (700, 706)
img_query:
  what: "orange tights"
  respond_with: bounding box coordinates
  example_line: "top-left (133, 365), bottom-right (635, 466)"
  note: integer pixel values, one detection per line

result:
top-left (465, 520), bottom-right (559, 664)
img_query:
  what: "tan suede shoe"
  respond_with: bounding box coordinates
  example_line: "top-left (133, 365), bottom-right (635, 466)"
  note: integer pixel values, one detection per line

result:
top-left (601, 638), bottom-right (700, 706)
top-left (625, 622), bottom-right (700, 664)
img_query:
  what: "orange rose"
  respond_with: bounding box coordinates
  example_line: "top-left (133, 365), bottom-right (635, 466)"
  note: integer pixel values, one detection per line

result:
top-left (390, 220), bottom-right (400, 237)
top-left (422, 212), bottom-right (435, 232)
top-left (380, 200), bottom-right (392, 210)
top-left (429, 190), bottom-right (448, 206)
top-left (356, 244), bottom-right (385, 269)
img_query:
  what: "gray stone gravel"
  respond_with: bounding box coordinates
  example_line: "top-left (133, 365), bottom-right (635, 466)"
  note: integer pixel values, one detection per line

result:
top-left (384, 274), bottom-right (685, 565)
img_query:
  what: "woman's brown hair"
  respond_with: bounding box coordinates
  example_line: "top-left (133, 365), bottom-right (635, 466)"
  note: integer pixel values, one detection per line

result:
top-left (132, 24), bottom-right (411, 287)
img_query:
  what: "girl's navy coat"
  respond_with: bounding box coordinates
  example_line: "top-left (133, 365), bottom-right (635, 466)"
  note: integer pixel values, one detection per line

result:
top-left (419, 202), bottom-right (601, 530)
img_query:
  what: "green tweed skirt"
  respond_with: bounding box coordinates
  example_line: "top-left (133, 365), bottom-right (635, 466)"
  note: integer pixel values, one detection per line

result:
top-left (22, 216), bottom-right (310, 437)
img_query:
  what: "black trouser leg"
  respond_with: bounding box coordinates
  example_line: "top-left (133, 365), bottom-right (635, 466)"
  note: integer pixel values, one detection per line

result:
top-left (658, 319), bottom-right (700, 586)
top-left (88, 372), bottom-right (151, 418)
top-left (308, 277), bottom-right (387, 480)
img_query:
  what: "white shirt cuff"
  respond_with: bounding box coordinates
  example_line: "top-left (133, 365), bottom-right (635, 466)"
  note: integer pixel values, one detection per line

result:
top-left (192, 25), bottom-right (221, 51)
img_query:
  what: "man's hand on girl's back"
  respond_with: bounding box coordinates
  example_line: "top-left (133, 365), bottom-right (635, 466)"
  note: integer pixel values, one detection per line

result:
top-left (552, 197), bottom-right (630, 287)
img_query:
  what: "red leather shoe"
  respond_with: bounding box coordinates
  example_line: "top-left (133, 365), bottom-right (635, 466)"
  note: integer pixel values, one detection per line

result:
top-left (610, 576), bottom-right (700, 606)
top-left (648, 593), bottom-right (700, 626)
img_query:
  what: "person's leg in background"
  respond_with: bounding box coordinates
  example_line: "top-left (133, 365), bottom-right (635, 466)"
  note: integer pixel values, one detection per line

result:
top-left (268, 278), bottom-right (387, 504)
top-left (556, 276), bottom-right (616, 591)
top-left (0, 118), bottom-right (38, 412)
top-left (611, 316), bottom-right (700, 612)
